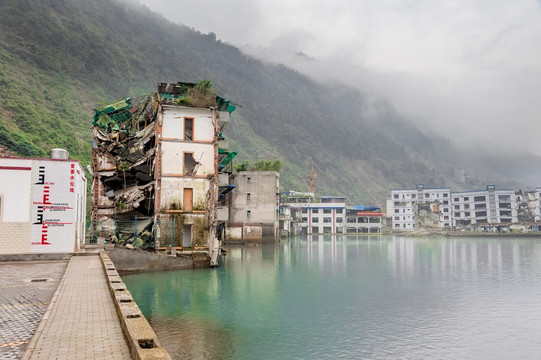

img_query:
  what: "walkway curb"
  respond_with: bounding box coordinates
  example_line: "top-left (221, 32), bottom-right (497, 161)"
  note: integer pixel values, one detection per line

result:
top-left (99, 251), bottom-right (171, 360)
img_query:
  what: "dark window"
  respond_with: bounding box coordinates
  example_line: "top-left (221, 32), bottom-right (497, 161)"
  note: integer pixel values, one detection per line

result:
top-left (464, 197), bottom-right (469, 201)
top-left (394, 194), bottom-right (399, 199)
top-left (312, 217), bottom-right (319, 223)
top-left (184, 118), bottom-right (193, 141)
top-left (474, 196), bottom-right (486, 202)
top-left (323, 217), bottom-right (332, 223)
top-left (312, 209), bottom-right (319, 214)
top-left (336, 217), bottom-right (343, 223)
top-left (302, 217), bottom-right (308, 222)
top-left (323, 209), bottom-right (332, 214)
top-left (454, 198), bottom-right (459, 202)
top-left (183, 152), bottom-right (196, 176)
top-left (455, 212), bottom-right (461, 217)
top-left (395, 209), bottom-right (399, 213)
top-left (443, 201), bottom-right (449, 205)
top-left (455, 205), bottom-right (460, 209)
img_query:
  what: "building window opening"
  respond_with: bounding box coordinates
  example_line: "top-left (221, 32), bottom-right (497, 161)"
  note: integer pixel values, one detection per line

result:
top-left (247, 210), bottom-right (251, 217)
top-left (247, 177), bottom-right (251, 183)
top-left (247, 193), bottom-right (251, 200)
top-left (184, 152), bottom-right (197, 176)
top-left (184, 118), bottom-right (194, 141)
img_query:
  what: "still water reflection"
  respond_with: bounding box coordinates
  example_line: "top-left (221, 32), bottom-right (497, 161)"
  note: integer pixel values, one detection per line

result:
top-left (122, 236), bottom-right (541, 359)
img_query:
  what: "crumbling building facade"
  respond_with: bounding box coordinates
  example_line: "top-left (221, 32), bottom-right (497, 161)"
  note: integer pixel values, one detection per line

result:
top-left (91, 81), bottom-right (236, 266)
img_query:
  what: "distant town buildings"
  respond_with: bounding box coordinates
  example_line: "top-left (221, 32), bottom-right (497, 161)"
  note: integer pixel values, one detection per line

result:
top-left (388, 185), bottom-right (527, 232)
top-left (280, 192), bottom-right (384, 235)
top-left (390, 185), bottom-right (452, 230)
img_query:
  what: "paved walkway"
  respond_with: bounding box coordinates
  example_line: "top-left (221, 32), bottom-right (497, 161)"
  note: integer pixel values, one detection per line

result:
top-left (25, 255), bottom-right (131, 360)
top-left (0, 261), bottom-right (67, 360)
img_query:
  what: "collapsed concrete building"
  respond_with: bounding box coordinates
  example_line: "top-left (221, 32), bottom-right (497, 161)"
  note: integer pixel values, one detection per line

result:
top-left (91, 81), bottom-right (237, 266)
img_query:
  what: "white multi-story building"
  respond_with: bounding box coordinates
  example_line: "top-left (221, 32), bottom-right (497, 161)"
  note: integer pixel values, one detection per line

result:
top-left (293, 196), bottom-right (347, 234)
top-left (452, 185), bottom-right (518, 227)
top-left (391, 185), bottom-right (452, 230)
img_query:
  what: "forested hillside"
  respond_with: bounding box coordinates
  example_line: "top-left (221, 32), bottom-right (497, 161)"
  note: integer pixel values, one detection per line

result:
top-left (0, 0), bottom-right (531, 205)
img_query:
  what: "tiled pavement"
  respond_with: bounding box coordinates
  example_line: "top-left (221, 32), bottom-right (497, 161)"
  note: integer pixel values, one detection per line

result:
top-left (0, 260), bottom-right (67, 359)
top-left (24, 255), bottom-right (131, 359)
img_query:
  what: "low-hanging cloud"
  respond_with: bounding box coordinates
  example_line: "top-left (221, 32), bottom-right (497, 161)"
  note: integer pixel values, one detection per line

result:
top-left (137, 0), bottom-right (541, 155)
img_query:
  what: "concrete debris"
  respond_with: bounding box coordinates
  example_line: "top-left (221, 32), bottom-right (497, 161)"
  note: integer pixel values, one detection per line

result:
top-left (91, 94), bottom-right (159, 248)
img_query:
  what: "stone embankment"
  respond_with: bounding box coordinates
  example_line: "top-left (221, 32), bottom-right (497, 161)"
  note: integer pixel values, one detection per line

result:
top-left (100, 251), bottom-right (171, 359)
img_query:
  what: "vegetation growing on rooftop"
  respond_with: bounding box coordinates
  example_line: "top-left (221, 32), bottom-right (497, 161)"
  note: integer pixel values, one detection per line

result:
top-left (234, 159), bottom-right (282, 172)
top-left (177, 79), bottom-right (216, 108)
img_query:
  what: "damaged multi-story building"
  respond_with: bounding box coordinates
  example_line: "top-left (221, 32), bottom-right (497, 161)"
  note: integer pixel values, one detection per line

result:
top-left (91, 81), bottom-right (237, 266)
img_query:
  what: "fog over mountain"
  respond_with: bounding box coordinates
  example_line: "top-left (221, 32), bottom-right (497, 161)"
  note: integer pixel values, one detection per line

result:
top-left (135, 0), bottom-right (541, 157)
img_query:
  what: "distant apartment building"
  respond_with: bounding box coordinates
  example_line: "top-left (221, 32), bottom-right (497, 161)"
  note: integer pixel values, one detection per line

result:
top-left (452, 186), bottom-right (518, 228)
top-left (280, 192), bottom-right (385, 235)
top-left (391, 185), bottom-right (452, 230)
top-left (298, 196), bottom-right (347, 234)
top-left (227, 171), bottom-right (280, 242)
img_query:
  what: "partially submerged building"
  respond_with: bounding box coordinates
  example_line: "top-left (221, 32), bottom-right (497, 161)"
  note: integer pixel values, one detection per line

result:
top-left (0, 150), bottom-right (86, 254)
top-left (389, 184), bottom-right (520, 231)
top-left (390, 185), bottom-right (452, 230)
top-left (345, 206), bottom-right (384, 234)
top-left (280, 193), bottom-right (384, 235)
top-left (452, 185), bottom-right (518, 228)
top-left (91, 81), bottom-right (236, 266)
top-left (226, 171), bottom-right (280, 243)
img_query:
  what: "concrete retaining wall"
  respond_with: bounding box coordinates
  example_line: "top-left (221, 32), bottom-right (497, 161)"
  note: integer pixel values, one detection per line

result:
top-left (100, 251), bottom-right (171, 360)
top-left (106, 247), bottom-right (194, 274)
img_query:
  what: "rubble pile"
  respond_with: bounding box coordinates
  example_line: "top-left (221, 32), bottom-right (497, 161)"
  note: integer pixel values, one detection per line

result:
top-left (92, 95), bottom-right (159, 247)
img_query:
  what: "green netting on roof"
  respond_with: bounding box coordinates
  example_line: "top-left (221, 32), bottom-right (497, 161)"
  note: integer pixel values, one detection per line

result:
top-left (218, 148), bottom-right (238, 165)
top-left (93, 98), bottom-right (133, 131)
top-left (216, 96), bottom-right (236, 113)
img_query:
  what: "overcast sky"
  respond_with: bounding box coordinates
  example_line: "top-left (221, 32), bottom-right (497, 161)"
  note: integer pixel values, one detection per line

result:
top-left (137, 0), bottom-right (541, 155)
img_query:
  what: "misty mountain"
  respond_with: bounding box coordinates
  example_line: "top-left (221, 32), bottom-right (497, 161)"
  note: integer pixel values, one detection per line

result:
top-left (0, 0), bottom-right (535, 205)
